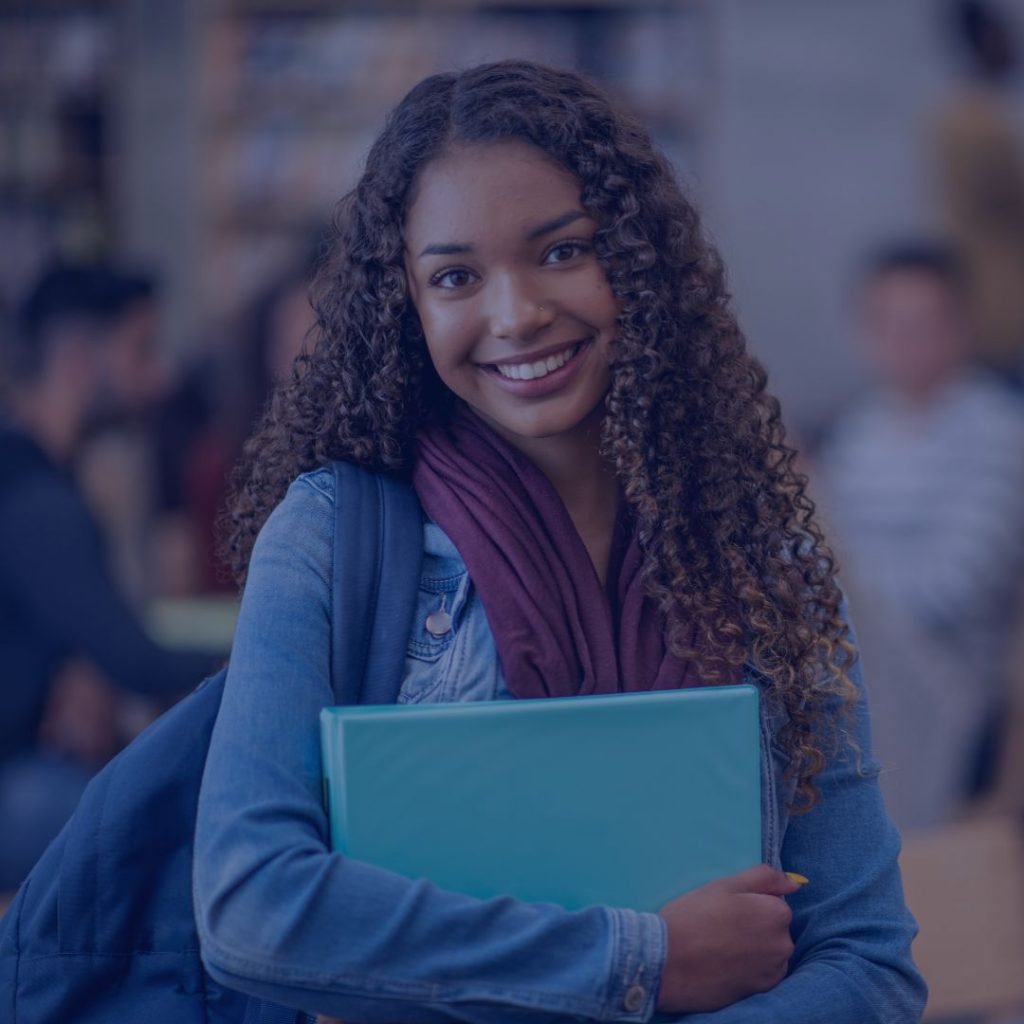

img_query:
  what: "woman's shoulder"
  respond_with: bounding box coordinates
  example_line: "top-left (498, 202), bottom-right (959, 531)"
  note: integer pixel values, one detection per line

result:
top-left (288, 463), bottom-right (422, 505)
top-left (282, 462), bottom-right (383, 509)
top-left (292, 465), bottom-right (337, 503)
top-left (272, 463), bottom-right (460, 566)
top-left (249, 467), bottom-right (341, 568)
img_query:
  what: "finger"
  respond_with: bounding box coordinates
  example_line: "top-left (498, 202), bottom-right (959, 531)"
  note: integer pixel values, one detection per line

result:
top-left (741, 892), bottom-right (795, 931)
top-left (719, 863), bottom-right (801, 896)
top-left (752, 889), bottom-right (796, 918)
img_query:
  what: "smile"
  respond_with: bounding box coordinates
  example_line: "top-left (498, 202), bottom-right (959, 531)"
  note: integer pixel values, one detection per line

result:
top-left (486, 342), bottom-right (583, 381)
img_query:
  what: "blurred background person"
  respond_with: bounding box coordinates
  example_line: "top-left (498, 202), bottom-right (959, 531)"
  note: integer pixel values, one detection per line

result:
top-left (815, 242), bottom-right (1024, 833)
top-left (0, 263), bottom-right (222, 891)
top-left (155, 240), bottom-right (319, 595)
top-left (935, 0), bottom-right (1024, 382)
top-left (183, 268), bottom-right (314, 592)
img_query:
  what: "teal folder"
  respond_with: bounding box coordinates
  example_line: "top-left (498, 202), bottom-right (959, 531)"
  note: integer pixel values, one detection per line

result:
top-left (320, 685), bottom-right (760, 913)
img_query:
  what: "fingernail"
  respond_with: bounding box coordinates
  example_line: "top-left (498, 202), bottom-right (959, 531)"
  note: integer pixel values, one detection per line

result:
top-left (785, 872), bottom-right (809, 885)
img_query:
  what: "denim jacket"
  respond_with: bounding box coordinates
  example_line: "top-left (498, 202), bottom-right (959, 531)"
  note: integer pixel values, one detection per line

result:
top-left (193, 468), bottom-right (927, 1023)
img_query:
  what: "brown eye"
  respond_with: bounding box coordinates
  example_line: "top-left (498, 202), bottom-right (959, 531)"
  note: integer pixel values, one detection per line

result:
top-left (430, 267), bottom-right (476, 289)
top-left (543, 241), bottom-right (589, 265)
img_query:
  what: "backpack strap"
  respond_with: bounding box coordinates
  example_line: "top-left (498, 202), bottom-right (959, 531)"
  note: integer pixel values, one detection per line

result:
top-left (329, 463), bottom-right (423, 706)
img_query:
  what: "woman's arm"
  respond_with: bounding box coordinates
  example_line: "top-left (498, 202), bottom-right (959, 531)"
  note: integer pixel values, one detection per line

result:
top-left (666, 620), bottom-right (928, 1024)
top-left (193, 473), bottom-right (665, 1023)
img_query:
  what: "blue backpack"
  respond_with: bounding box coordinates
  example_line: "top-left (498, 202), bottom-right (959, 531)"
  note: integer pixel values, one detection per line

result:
top-left (0, 463), bottom-right (424, 1023)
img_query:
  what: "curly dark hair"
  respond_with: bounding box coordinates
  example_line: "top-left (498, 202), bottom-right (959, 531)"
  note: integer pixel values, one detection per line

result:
top-left (224, 60), bottom-right (857, 810)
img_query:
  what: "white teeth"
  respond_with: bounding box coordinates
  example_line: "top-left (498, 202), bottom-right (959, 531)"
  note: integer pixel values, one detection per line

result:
top-left (495, 344), bottom-right (579, 381)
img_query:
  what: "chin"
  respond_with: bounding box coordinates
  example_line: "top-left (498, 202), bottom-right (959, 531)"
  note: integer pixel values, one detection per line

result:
top-left (478, 396), bottom-right (607, 442)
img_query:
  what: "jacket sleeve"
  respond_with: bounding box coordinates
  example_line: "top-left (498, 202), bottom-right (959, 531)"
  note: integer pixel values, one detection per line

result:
top-left (0, 473), bottom-right (220, 695)
top-left (193, 474), bottom-right (666, 1023)
top-left (667, 610), bottom-right (928, 1024)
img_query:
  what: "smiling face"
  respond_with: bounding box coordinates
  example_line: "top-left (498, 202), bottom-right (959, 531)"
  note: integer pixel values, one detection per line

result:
top-left (858, 268), bottom-right (969, 402)
top-left (404, 139), bottom-right (619, 448)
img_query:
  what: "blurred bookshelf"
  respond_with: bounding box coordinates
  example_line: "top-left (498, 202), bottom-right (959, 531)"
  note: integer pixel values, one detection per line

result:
top-left (0, 3), bottom-right (116, 307)
top-left (196, 0), bottom-right (713, 326)
top-left (0, 0), bottom-right (714, 340)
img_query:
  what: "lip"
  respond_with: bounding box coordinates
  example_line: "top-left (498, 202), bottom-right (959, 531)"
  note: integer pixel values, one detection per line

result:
top-left (478, 339), bottom-right (585, 368)
top-left (479, 338), bottom-right (593, 398)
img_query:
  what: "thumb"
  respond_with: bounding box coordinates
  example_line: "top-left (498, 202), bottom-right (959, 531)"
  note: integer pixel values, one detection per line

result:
top-left (718, 863), bottom-right (803, 896)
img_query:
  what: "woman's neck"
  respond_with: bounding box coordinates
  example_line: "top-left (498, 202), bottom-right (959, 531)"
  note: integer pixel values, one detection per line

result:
top-left (484, 403), bottom-right (621, 583)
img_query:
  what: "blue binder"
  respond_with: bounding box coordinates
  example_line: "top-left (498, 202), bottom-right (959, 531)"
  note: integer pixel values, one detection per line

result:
top-left (320, 685), bottom-right (761, 913)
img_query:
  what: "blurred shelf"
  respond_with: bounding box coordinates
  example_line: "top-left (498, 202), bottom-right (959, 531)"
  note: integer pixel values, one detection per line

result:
top-left (0, 2), bottom-right (116, 14)
top-left (209, 209), bottom-right (328, 231)
top-left (4, 0), bottom-right (714, 356)
top-left (0, 4), bottom-right (115, 280)
top-left (223, 0), bottom-right (686, 10)
top-left (194, 0), bottom-right (710, 323)
top-left (204, 106), bottom-right (382, 133)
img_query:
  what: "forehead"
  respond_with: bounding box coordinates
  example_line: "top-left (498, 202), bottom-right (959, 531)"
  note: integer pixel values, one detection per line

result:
top-left (404, 139), bottom-right (583, 245)
top-left (865, 269), bottom-right (954, 306)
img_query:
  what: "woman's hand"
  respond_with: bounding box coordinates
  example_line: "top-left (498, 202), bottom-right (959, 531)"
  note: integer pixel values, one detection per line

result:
top-left (315, 865), bottom-right (797, 1023)
top-left (656, 864), bottom-right (800, 1013)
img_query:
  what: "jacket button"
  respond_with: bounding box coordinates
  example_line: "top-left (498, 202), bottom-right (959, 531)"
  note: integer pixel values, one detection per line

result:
top-left (623, 984), bottom-right (646, 1013)
top-left (425, 607), bottom-right (452, 636)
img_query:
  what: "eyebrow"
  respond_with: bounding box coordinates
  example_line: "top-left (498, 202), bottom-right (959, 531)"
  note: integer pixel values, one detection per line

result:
top-left (416, 209), bottom-right (587, 259)
top-left (526, 209), bottom-right (586, 240)
top-left (418, 242), bottom-right (471, 258)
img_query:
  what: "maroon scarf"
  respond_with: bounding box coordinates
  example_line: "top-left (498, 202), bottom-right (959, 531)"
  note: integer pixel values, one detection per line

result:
top-left (412, 405), bottom-right (700, 698)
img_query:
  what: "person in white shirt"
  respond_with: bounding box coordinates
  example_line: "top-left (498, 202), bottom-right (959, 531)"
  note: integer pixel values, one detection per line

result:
top-left (817, 242), bottom-right (1024, 831)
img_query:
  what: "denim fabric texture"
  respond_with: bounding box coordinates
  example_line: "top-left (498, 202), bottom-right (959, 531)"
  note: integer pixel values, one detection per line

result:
top-left (193, 468), bottom-right (927, 1023)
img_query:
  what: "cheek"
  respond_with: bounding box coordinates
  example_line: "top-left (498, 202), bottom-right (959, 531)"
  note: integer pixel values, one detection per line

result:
top-left (417, 313), bottom-right (471, 391)
top-left (417, 309), bottom-right (448, 364)
top-left (421, 333), bottom-right (450, 379)
top-left (416, 299), bottom-right (479, 371)
top-left (415, 302), bottom-right (447, 345)
top-left (578, 268), bottom-right (619, 326)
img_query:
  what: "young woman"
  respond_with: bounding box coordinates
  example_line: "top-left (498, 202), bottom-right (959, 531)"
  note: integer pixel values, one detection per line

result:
top-left (194, 61), bottom-right (926, 1022)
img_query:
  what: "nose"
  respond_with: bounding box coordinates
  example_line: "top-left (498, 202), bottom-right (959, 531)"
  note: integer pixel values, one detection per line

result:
top-left (487, 272), bottom-right (554, 342)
